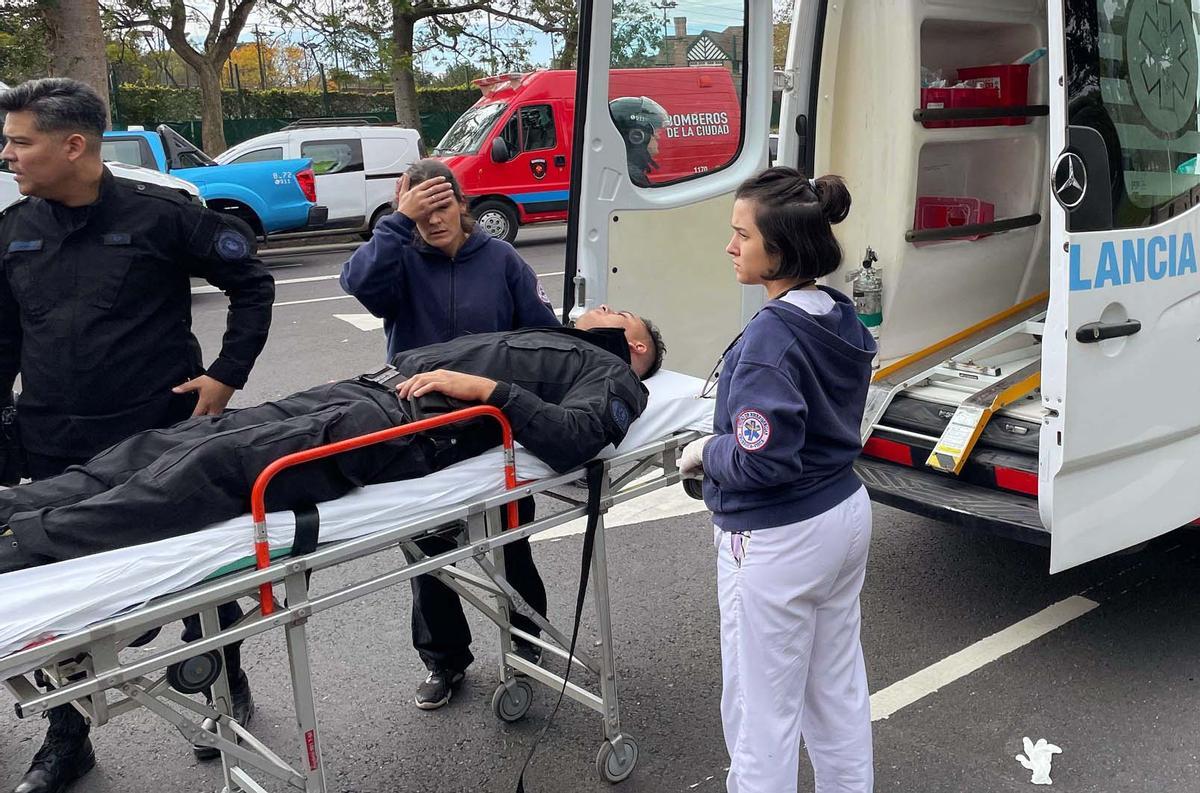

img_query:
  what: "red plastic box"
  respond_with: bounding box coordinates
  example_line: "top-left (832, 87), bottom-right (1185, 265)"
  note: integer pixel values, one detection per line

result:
top-left (920, 63), bottom-right (1030, 128)
top-left (913, 196), bottom-right (996, 245)
top-left (955, 64), bottom-right (1030, 126)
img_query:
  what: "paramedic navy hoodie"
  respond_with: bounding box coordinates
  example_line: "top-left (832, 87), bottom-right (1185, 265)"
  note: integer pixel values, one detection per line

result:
top-left (340, 212), bottom-right (559, 358)
top-left (702, 287), bottom-right (877, 531)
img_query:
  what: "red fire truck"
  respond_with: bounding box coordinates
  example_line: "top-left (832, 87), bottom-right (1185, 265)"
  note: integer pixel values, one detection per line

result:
top-left (433, 68), bottom-right (742, 242)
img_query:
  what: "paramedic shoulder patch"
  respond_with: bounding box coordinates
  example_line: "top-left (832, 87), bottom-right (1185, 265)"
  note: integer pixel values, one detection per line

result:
top-left (735, 409), bottom-right (770, 451)
top-left (609, 398), bottom-right (632, 433)
top-left (215, 228), bottom-right (251, 261)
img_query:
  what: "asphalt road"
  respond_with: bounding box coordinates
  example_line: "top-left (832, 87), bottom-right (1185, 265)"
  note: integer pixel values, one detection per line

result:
top-left (3, 224), bottom-right (1200, 793)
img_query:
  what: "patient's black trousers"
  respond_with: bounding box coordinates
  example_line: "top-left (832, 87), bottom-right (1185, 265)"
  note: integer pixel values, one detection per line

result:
top-left (1, 380), bottom-right (436, 566)
top-left (411, 496), bottom-right (547, 673)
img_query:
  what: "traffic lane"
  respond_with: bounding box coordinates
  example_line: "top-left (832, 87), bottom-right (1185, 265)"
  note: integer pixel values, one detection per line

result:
top-left (16, 503), bottom-right (1199, 792)
top-left (190, 240), bottom-right (569, 325)
top-left (867, 532), bottom-right (1200, 793)
top-left (251, 223), bottom-right (567, 274)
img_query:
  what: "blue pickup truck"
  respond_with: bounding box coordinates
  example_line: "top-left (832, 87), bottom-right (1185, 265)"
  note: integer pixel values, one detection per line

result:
top-left (101, 125), bottom-right (328, 238)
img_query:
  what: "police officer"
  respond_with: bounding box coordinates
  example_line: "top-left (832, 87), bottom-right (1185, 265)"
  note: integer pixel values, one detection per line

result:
top-left (609, 96), bottom-right (669, 188)
top-left (0, 78), bottom-right (274, 793)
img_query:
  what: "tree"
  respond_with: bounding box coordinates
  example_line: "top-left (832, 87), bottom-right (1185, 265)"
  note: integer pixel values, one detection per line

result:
top-left (773, 0), bottom-right (792, 67)
top-left (0, 1), bottom-right (51, 83)
top-left (1, 0), bottom-right (110, 124)
top-left (273, 0), bottom-right (566, 135)
top-left (417, 59), bottom-right (486, 87)
top-left (108, 0), bottom-right (258, 153)
top-left (46, 0), bottom-right (111, 121)
top-left (609, 0), bottom-right (662, 68)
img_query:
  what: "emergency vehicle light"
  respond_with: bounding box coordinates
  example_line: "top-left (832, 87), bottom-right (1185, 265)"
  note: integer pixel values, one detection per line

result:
top-left (472, 73), bottom-right (526, 97)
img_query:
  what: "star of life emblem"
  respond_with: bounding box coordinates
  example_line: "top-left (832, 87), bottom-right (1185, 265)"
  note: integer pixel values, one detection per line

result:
top-left (735, 409), bottom-right (770, 451)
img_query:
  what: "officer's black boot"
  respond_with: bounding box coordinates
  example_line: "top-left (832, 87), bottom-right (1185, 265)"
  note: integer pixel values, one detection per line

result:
top-left (13, 705), bottom-right (95, 793)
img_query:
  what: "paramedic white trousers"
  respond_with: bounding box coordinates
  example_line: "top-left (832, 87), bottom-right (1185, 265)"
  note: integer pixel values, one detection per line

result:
top-left (715, 486), bottom-right (873, 793)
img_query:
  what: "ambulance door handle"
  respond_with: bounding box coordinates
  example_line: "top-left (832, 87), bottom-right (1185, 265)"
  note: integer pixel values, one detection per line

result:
top-left (1075, 319), bottom-right (1141, 343)
top-left (554, 155), bottom-right (566, 167)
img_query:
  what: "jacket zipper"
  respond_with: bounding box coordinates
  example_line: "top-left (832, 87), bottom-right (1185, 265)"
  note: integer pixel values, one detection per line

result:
top-left (449, 257), bottom-right (457, 337)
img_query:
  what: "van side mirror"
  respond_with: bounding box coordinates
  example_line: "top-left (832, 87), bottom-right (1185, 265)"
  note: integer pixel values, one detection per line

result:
top-left (491, 138), bottom-right (512, 164)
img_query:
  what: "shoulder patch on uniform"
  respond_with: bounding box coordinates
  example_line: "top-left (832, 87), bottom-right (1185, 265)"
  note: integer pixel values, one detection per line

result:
top-left (215, 228), bottom-right (251, 261)
top-left (536, 279), bottom-right (551, 306)
top-left (609, 398), bottom-right (632, 433)
top-left (735, 409), bottom-right (770, 452)
top-left (6, 239), bottom-right (42, 253)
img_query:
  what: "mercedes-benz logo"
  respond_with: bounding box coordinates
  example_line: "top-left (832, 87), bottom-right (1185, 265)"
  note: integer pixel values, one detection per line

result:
top-left (1053, 151), bottom-right (1087, 210)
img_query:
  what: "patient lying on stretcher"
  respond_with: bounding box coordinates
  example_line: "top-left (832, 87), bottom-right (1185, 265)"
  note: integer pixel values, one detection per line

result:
top-left (0, 307), bottom-right (664, 573)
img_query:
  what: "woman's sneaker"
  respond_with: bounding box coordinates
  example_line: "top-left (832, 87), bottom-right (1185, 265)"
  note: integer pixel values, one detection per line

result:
top-left (414, 669), bottom-right (465, 710)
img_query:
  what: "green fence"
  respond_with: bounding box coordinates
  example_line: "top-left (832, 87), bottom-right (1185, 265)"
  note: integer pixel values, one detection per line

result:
top-left (148, 110), bottom-right (465, 151)
top-left (112, 86), bottom-right (478, 153)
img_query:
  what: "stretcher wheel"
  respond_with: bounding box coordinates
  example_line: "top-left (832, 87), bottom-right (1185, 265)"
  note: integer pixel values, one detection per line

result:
top-left (596, 736), bottom-right (638, 784)
top-left (167, 650), bottom-right (223, 694)
top-left (491, 679), bottom-right (533, 723)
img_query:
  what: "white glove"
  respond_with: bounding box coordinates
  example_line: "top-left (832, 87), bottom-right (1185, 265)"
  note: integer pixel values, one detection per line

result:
top-left (679, 436), bottom-right (712, 478)
top-left (1015, 737), bottom-right (1061, 785)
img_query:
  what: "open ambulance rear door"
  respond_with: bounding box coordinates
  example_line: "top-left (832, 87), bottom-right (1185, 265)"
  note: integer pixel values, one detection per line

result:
top-left (565, 0), bottom-right (781, 376)
top-left (1044, 0), bottom-right (1200, 571)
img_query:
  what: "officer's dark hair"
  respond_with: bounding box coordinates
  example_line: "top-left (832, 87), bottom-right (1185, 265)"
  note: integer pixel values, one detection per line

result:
top-left (642, 316), bottom-right (666, 379)
top-left (734, 166), bottom-right (851, 281)
top-left (404, 158), bottom-right (476, 233)
top-left (0, 78), bottom-right (107, 149)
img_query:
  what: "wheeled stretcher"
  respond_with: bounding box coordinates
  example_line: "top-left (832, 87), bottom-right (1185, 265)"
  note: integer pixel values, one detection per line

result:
top-left (0, 371), bottom-right (713, 791)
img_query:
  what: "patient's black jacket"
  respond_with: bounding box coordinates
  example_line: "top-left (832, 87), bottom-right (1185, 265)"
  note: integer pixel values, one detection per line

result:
top-left (0, 327), bottom-right (648, 568)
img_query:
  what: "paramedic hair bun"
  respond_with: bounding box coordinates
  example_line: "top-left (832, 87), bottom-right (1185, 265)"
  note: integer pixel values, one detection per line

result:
top-left (735, 166), bottom-right (849, 281)
top-left (812, 174), bottom-right (851, 225)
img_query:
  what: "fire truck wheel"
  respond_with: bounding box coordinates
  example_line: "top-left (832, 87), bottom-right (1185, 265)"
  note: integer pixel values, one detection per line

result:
top-left (474, 200), bottom-right (519, 243)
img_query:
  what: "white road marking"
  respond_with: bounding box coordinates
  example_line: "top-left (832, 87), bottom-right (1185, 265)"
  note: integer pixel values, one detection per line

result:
top-left (532, 475), bottom-right (707, 542)
top-left (334, 314), bottom-right (384, 332)
top-left (192, 273), bottom-right (342, 295)
top-left (869, 595), bottom-right (1099, 721)
top-left (274, 294), bottom-right (356, 307)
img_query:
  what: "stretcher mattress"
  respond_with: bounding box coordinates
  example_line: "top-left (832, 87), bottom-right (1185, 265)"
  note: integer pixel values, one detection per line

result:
top-left (0, 371), bottom-right (714, 658)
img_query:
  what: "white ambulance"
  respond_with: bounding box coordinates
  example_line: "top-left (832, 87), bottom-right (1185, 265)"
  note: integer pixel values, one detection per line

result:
top-left (569, 0), bottom-right (1200, 572)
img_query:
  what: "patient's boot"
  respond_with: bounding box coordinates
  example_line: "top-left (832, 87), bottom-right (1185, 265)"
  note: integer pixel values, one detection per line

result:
top-left (13, 705), bottom-right (95, 793)
top-left (192, 670), bottom-right (255, 761)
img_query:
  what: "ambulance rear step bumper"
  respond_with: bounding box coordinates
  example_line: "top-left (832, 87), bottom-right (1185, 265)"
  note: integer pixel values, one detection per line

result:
top-left (855, 456), bottom-right (1049, 546)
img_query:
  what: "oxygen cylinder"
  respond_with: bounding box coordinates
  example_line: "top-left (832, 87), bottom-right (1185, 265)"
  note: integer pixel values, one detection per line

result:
top-left (851, 247), bottom-right (882, 369)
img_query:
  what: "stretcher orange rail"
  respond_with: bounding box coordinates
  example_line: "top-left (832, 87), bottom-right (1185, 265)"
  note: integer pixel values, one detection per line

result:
top-left (249, 405), bottom-right (524, 615)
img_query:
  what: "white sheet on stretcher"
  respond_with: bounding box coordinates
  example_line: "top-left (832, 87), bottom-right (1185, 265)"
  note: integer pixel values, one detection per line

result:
top-left (0, 370), bottom-right (714, 658)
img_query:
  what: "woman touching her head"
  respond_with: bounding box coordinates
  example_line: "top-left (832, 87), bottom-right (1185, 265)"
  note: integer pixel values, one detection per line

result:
top-left (680, 166), bottom-right (877, 793)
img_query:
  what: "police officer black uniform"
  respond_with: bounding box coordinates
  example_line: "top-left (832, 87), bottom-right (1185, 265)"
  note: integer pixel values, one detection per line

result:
top-left (0, 77), bottom-right (274, 793)
top-left (0, 169), bottom-right (274, 471)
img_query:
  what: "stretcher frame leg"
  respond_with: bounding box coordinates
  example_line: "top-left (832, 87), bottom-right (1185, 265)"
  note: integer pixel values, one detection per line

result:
top-left (283, 568), bottom-right (328, 793)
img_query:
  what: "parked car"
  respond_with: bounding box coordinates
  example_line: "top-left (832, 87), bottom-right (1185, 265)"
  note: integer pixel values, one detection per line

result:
top-left (432, 68), bottom-right (742, 243)
top-left (101, 124), bottom-right (327, 239)
top-left (1, 160), bottom-right (202, 211)
top-left (215, 124), bottom-right (423, 238)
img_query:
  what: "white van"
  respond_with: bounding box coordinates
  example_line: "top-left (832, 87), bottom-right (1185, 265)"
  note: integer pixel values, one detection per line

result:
top-left (1, 162), bottom-right (201, 211)
top-left (216, 125), bottom-right (422, 237)
top-left (569, 0), bottom-right (1200, 573)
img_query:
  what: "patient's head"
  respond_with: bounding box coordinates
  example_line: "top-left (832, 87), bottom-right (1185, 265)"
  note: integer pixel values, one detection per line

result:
top-left (575, 305), bottom-right (665, 379)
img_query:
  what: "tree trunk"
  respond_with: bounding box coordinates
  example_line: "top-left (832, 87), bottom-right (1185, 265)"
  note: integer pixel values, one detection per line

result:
top-left (196, 64), bottom-right (228, 154)
top-left (390, 9), bottom-right (423, 136)
top-left (44, 0), bottom-right (111, 127)
top-left (556, 21), bottom-right (579, 69)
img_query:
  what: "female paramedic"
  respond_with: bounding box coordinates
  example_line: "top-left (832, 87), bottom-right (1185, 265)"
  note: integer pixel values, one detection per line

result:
top-left (679, 167), bottom-right (877, 793)
top-left (340, 158), bottom-right (559, 711)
